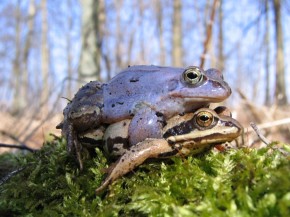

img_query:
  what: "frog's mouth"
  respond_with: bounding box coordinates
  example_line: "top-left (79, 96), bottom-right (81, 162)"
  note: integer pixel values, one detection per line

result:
top-left (181, 95), bottom-right (229, 103)
top-left (171, 84), bottom-right (232, 102)
top-left (180, 77), bottom-right (232, 98)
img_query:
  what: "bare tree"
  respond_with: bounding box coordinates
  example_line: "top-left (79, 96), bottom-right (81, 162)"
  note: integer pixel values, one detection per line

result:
top-left (138, 0), bottom-right (145, 63)
top-left (114, 0), bottom-right (123, 72)
top-left (217, 0), bottom-right (224, 71)
top-left (272, 0), bottom-right (287, 105)
top-left (155, 0), bottom-right (166, 65)
top-left (40, 0), bottom-right (49, 115)
top-left (23, 0), bottom-right (36, 105)
top-left (200, 0), bottom-right (218, 69)
top-left (98, 0), bottom-right (111, 81)
top-left (78, 0), bottom-right (101, 83)
top-left (172, 0), bottom-right (182, 66)
top-left (264, 0), bottom-right (271, 105)
top-left (66, 0), bottom-right (73, 100)
top-left (11, 0), bottom-right (22, 115)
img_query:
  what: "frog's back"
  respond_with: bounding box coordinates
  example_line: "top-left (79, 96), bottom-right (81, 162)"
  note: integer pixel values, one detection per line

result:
top-left (102, 65), bottom-right (185, 122)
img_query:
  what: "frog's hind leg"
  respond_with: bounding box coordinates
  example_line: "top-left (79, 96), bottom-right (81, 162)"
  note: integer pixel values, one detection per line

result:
top-left (95, 138), bottom-right (176, 194)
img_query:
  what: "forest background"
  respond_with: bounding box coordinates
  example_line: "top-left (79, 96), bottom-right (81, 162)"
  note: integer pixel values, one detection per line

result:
top-left (0, 0), bottom-right (289, 151)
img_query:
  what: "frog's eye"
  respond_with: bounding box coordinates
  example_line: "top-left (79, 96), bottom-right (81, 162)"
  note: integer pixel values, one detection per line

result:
top-left (195, 111), bottom-right (214, 128)
top-left (183, 67), bottom-right (203, 85)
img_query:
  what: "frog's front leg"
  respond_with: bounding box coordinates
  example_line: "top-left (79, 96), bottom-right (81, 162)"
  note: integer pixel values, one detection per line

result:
top-left (58, 120), bottom-right (84, 169)
top-left (128, 107), bottom-right (165, 145)
top-left (57, 81), bottom-right (104, 169)
top-left (96, 138), bottom-right (177, 194)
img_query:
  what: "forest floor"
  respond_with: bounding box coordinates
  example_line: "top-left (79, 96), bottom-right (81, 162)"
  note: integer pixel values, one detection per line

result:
top-left (0, 103), bottom-right (290, 154)
top-left (0, 111), bottom-right (62, 154)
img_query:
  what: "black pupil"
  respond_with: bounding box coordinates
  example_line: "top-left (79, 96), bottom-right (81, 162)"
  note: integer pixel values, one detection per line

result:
top-left (199, 115), bottom-right (209, 122)
top-left (187, 72), bottom-right (198, 80)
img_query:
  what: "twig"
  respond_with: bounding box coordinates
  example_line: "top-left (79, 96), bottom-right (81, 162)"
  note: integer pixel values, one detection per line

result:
top-left (0, 130), bottom-right (26, 146)
top-left (250, 122), bottom-right (270, 145)
top-left (255, 118), bottom-right (290, 130)
top-left (200, 0), bottom-right (219, 68)
top-left (246, 117), bottom-right (290, 134)
top-left (0, 166), bottom-right (27, 186)
top-left (0, 143), bottom-right (37, 152)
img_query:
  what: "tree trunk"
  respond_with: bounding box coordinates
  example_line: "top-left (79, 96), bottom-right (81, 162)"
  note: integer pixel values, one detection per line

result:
top-left (172, 0), bottom-right (182, 66)
top-left (78, 0), bottom-right (101, 83)
top-left (200, 0), bottom-right (218, 69)
top-left (217, 0), bottom-right (224, 71)
top-left (11, 0), bottom-right (22, 115)
top-left (23, 0), bottom-right (36, 106)
top-left (264, 0), bottom-right (271, 105)
top-left (138, 0), bottom-right (145, 63)
top-left (66, 0), bottom-right (73, 100)
top-left (156, 0), bottom-right (165, 65)
top-left (115, 0), bottom-right (123, 72)
top-left (98, 0), bottom-right (111, 81)
top-left (273, 0), bottom-right (287, 105)
top-left (41, 0), bottom-right (50, 115)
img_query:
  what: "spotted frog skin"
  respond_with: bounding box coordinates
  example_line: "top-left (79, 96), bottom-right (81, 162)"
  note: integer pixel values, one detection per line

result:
top-left (95, 107), bottom-right (243, 193)
top-left (57, 65), bottom-right (232, 169)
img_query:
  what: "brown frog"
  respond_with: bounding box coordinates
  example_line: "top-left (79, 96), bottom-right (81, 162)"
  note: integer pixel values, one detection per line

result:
top-left (95, 107), bottom-right (243, 193)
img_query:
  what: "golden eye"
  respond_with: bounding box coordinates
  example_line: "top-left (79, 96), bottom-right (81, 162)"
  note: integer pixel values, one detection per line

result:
top-left (195, 111), bottom-right (214, 128)
top-left (183, 66), bottom-right (203, 85)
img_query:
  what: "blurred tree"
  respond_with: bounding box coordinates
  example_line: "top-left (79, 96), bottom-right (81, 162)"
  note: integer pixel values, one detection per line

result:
top-left (172, 0), bottom-right (182, 66)
top-left (217, 0), bottom-right (224, 71)
top-left (155, 0), bottom-right (166, 65)
top-left (11, 0), bottom-right (22, 115)
top-left (23, 0), bottom-right (36, 106)
top-left (78, 0), bottom-right (101, 83)
top-left (264, 0), bottom-right (271, 105)
top-left (138, 0), bottom-right (145, 63)
top-left (40, 0), bottom-right (49, 115)
top-left (114, 0), bottom-right (122, 72)
top-left (200, 0), bottom-right (218, 69)
top-left (66, 0), bottom-right (73, 100)
top-left (98, 0), bottom-right (111, 80)
top-left (273, 0), bottom-right (287, 105)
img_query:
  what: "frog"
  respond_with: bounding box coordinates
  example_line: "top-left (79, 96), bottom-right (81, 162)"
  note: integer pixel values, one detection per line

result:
top-left (57, 65), bottom-right (232, 169)
top-left (95, 107), bottom-right (243, 193)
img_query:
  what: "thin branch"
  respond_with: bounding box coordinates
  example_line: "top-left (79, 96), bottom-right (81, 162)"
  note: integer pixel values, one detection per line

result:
top-left (0, 143), bottom-right (37, 152)
top-left (255, 118), bottom-right (290, 130)
top-left (250, 122), bottom-right (270, 145)
top-left (0, 166), bottom-right (27, 186)
top-left (0, 130), bottom-right (26, 145)
top-left (245, 116), bottom-right (290, 133)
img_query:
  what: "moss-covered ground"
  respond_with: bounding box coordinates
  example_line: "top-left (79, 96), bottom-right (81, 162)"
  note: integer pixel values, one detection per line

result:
top-left (0, 139), bottom-right (289, 216)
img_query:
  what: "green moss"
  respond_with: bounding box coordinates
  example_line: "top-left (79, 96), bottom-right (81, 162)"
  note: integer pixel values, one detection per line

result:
top-left (0, 140), bottom-right (289, 216)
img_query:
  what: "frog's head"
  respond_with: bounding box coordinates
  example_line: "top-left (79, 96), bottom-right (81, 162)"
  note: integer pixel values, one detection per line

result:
top-left (164, 107), bottom-right (243, 154)
top-left (171, 66), bottom-right (232, 104)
